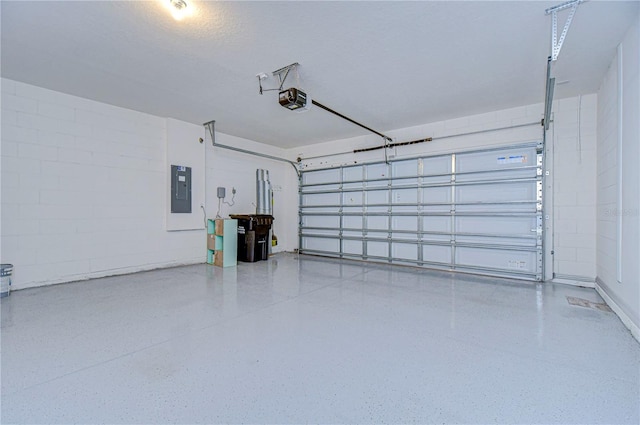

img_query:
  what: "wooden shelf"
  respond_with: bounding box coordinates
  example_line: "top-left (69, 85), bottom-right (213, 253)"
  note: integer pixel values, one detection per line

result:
top-left (207, 219), bottom-right (237, 267)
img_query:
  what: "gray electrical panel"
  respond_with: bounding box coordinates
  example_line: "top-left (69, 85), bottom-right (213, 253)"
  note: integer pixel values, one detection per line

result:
top-left (171, 165), bottom-right (191, 213)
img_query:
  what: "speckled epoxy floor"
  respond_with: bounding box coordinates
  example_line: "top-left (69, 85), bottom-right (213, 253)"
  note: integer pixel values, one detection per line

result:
top-left (1, 253), bottom-right (639, 424)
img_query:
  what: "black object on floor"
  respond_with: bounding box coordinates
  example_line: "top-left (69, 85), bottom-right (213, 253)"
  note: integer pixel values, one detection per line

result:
top-left (230, 214), bottom-right (274, 262)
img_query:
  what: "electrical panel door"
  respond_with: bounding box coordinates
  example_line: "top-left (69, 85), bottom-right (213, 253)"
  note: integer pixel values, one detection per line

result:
top-left (171, 165), bottom-right (192, 213)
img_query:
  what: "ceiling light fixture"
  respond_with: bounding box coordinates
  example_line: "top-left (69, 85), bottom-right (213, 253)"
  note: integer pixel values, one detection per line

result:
top-left (170, 0), bottom-right (187, 10)
top-left (167, 0), bottom-right (190, 21)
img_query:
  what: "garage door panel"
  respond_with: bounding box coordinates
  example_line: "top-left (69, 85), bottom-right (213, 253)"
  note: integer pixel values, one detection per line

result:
top-left (392, 243), bottom-right (418, 261)
top-left (366, 241), bottom-right (388, 257)
top-left (368, 216), bottom-right (389, 230)
top-left (456, 168), bottom-right (536, 182)
top-left (456, 147), bottom-right (537, 173)
top-left (422, 175), bottom-right (453, 185)
top-left (343, 216), bottom-right (363, 229)
top-left (367, 189), bottom-right (389, 204)
top-left (423, 186), bottom-right (451, 203)
top-left (343, 192), bottom-right (363, 205)
top-left (343, 207), bottom-right (364, 216)
top-left (392, 188), bottom-right (418, 204)
top-left (422, 234), bottom-right (451, 243)
top-left (301, 185), bottom-right (341, 195)
top-left (455, 247), bottom-right (538, 274)
top-left (343, 240), bottom-right (363, 255)
top-left (305, 228), bottom-right (340, 237)
top-left (455, 203), bottom-right (534, 213)
top-left (392, 216), bottom-right (417, 231)
top-left (455, 215), bottom-right (535, 236)
top-left (303, 168), bottom-right (340, 185)
top-left (394, 177), bottom-right (419, 186)
top-left (392, 159), bottom-right (419, 177)
top-left (302, 215), bottom-right (340, 228)
top-left (366, 163), bottom-right (389, 180)
top-left (392, 206), bottom-right (419, 213)
top-left (422, 156), bottom-right (451, 175)
top-left (455, 234), bottom-right (536, 247)
top-left (343, 166), bottom-right (364, 181)
top-left (303, 237), bottom-right (339, 253)
top-left (367, 207), bottom-right (388, 216)
top-left (422, 245), bottom-right (451, 264)
top-left (299, 142), bottom-right (543, 281)
top-left (301, 207), bottom-right (341, 215)
top-left (423, 216), bottom-right (452, 233)
top-left (343, 184), bottom-right (364, 192)
top-left (392, 232), bottom-right (418, 241)
top-left (455, 183), bottom-right (536, 204)
top-left (302, 192), bottom-right (340, 206)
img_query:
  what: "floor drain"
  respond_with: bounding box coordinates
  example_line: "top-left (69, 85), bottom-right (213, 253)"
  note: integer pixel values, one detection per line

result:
top-left (566, 296), bottom-right (612, 312)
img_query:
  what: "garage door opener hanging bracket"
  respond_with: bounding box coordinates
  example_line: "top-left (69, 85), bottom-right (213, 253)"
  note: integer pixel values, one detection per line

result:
top-left (542, 0), bottom-right (583, 130)
top-left (546, 0), bottom-right (583, 62)
top-left (259, 62), bottom-right (394, 163)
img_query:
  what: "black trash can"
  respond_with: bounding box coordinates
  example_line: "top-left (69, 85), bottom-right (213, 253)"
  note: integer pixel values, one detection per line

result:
top-left (230, 215), bottom-right (273, 262)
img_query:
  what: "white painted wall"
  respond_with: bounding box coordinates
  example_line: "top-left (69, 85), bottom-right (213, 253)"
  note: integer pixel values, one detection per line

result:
top-left (596, 15), bottom-right (640, 337)
top-left (165, 118), bottom-right (206, 231)
top-left (0, 79), bottom-right (295, 290)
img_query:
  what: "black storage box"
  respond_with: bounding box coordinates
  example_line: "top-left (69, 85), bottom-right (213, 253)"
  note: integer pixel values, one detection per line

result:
top-left (229, 214), bottom-right (274, 262)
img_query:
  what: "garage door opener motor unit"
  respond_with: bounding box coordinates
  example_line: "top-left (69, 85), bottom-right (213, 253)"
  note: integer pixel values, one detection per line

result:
top-left (279, 87), bottom-right (308, 111)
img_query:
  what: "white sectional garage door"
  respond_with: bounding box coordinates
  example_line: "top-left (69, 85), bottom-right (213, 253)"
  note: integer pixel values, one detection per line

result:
top-left (299, 142), bottom-right (544, 281)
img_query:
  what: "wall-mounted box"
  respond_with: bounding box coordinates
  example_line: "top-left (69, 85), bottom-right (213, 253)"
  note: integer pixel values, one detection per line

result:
top-left (171, 165), bottom-right (191, 213)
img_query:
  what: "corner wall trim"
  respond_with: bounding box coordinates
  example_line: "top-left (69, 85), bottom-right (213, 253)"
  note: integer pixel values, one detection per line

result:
top-left (596, 277), bottom-right (640, 343)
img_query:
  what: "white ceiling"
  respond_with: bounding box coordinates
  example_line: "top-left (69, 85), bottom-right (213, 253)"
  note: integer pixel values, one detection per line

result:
top-left (1, 1), bottom-right (638, 148)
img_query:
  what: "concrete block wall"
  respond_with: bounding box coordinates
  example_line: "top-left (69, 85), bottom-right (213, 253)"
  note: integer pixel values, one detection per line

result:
top-left (1, 78), bottom-right (293, 290)
top-left (597, 56), bottom-right (620, 287)
top-left (551, 95), bottom-right (598, 281)
top-left (596, 15), bottom-right (640, 338)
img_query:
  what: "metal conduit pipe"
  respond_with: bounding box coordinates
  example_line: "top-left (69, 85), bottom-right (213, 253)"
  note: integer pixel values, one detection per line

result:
top-left (298, 121), bottom-right (542, 162)
top-left (204, 120), bottom-right (300, 176)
